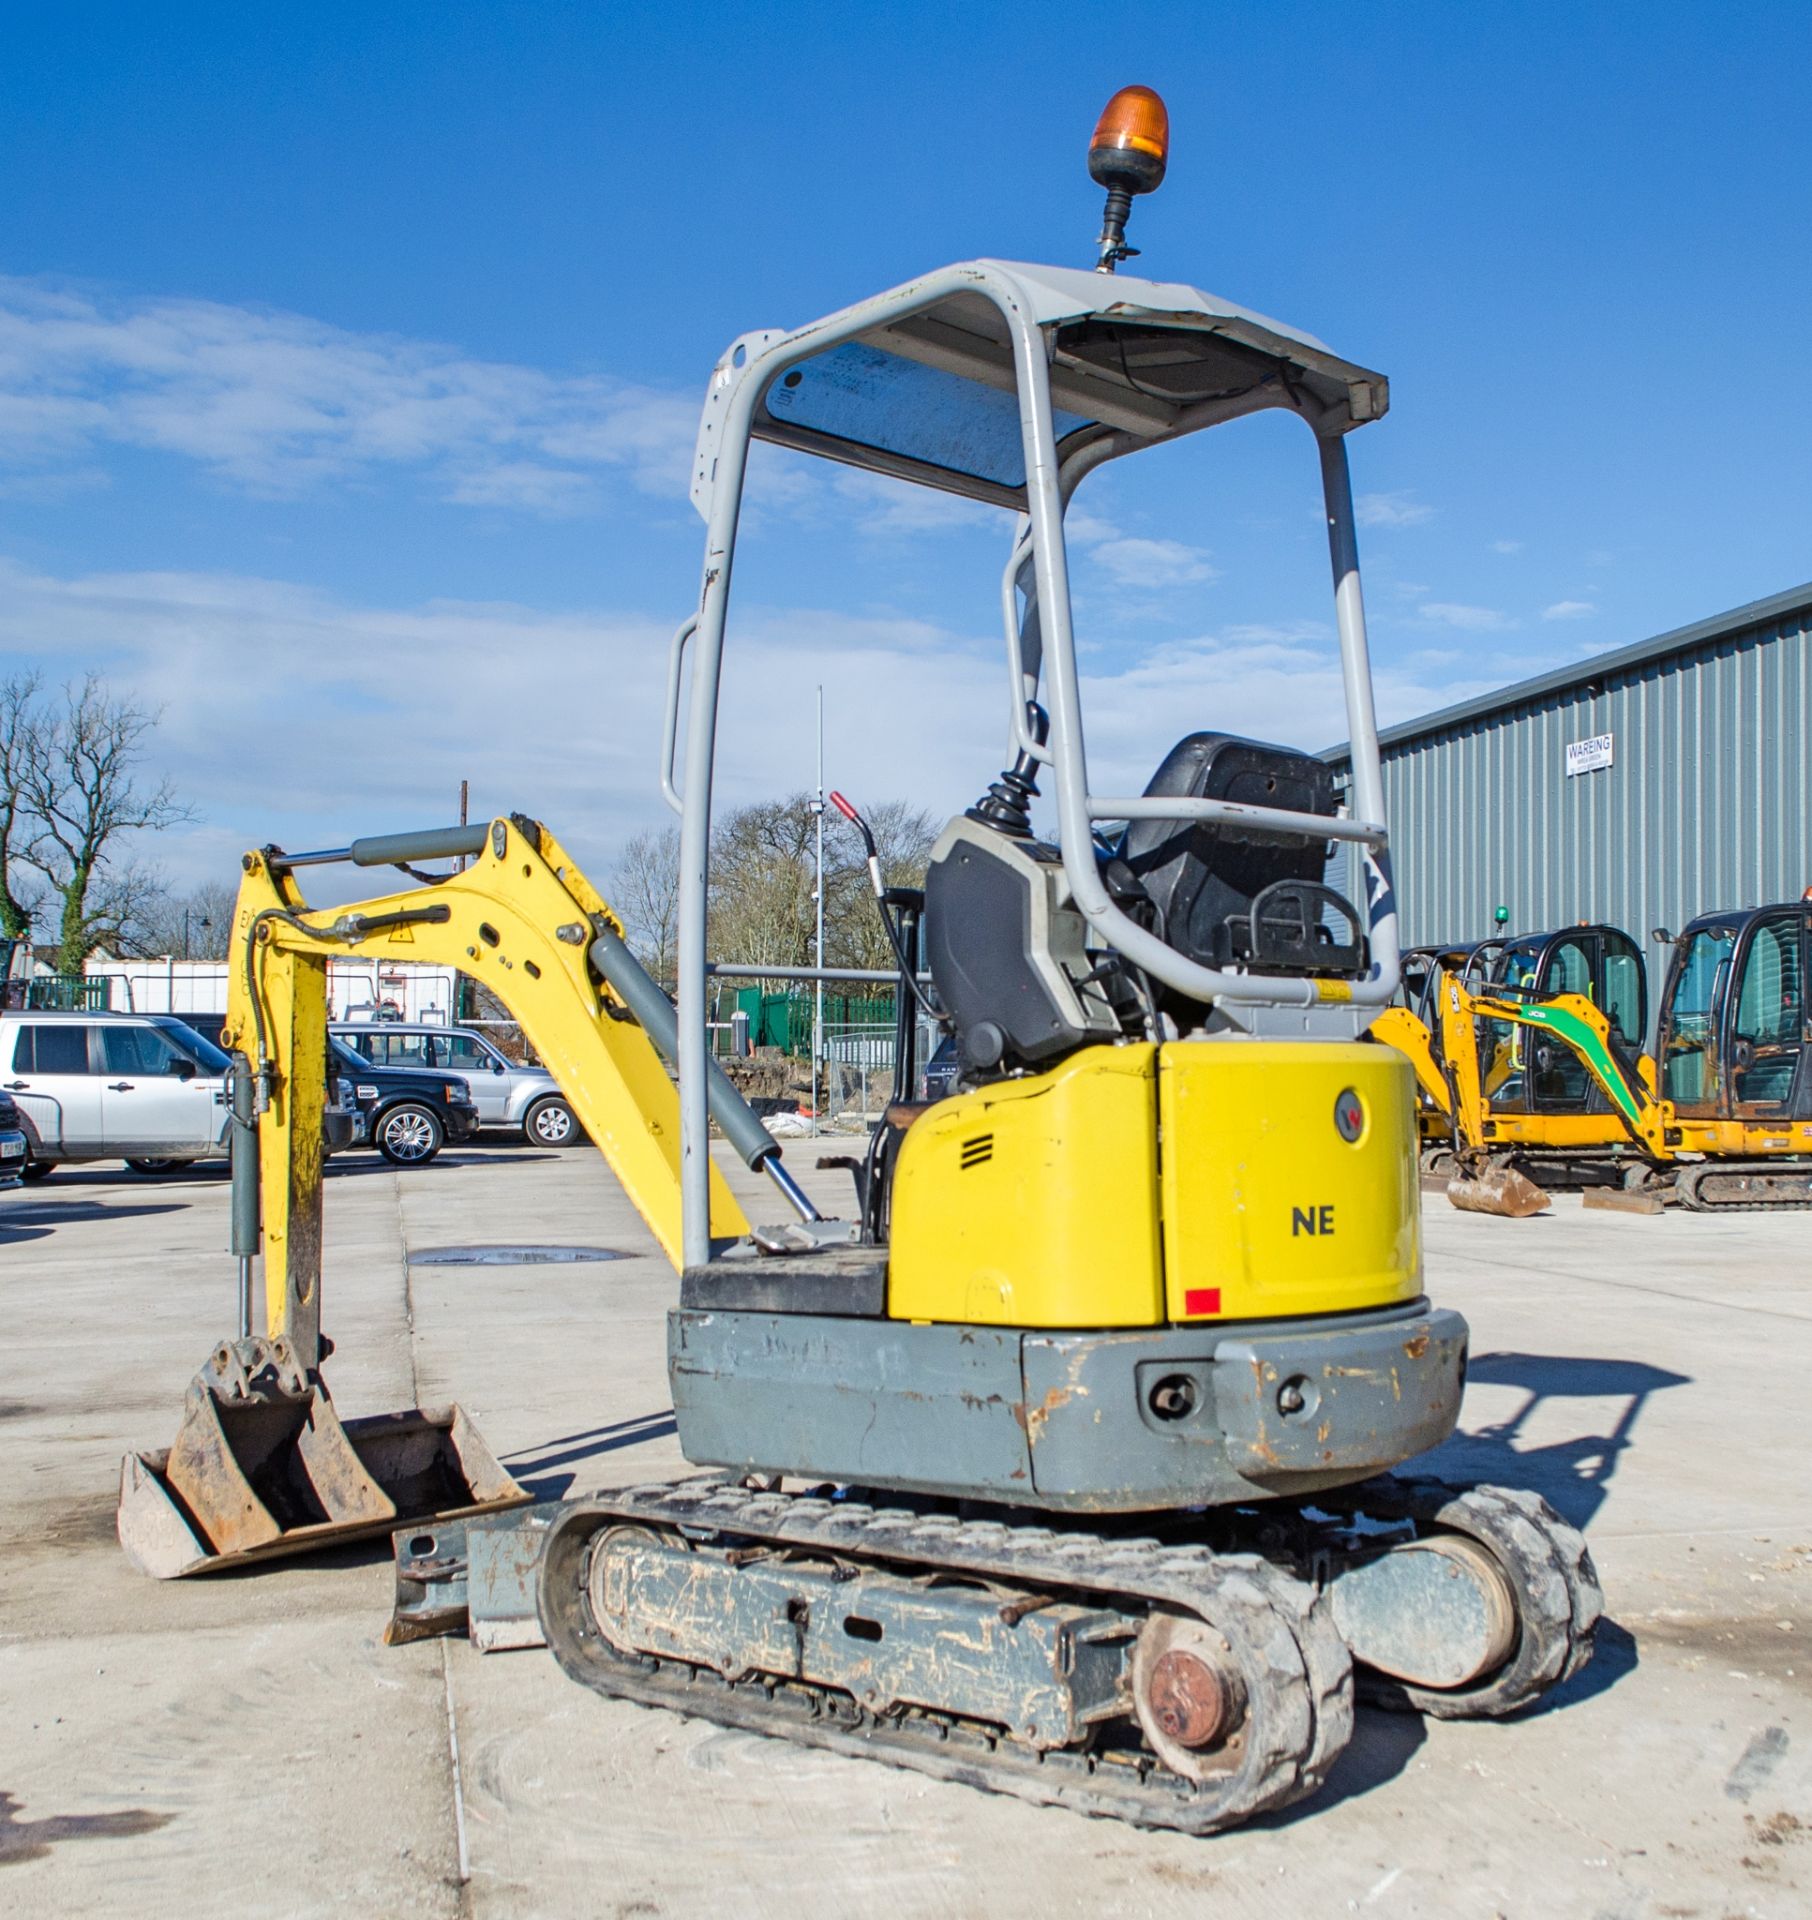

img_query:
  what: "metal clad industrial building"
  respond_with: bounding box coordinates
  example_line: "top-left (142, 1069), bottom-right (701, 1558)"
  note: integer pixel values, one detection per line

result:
top-left (1329, 582), bottom-right (1812, 998)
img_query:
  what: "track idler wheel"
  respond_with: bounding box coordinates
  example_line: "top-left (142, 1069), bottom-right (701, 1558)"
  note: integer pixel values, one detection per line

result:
top-left (1324, 1477), bottom-right (1601, 1719)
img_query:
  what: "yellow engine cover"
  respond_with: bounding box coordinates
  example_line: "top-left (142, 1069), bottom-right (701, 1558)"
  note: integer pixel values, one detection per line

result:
top-left (888, 1044), bottom-right (1164, 1327)
top-left (1157, 1040), bottom-right (1421, 1323)
top-left (887, 1039), bottom-right (1421, 1329)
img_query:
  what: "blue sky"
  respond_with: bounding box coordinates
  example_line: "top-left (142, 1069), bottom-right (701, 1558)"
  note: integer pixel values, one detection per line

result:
top-left (3, 2), bottom-right (1809, 892)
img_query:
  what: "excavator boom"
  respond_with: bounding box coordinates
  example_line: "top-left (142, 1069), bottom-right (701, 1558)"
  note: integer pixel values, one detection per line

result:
top-left (119, 814), bottom-right (775, 1577)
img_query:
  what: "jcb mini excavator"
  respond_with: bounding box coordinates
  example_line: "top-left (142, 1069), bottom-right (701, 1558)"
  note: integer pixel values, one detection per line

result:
top-left (119, 89), bottom-right (1598, 1835)
top-left (1375, 911), bottom-right (1812, 1212)
top-left (1372, 923), bottom-right (1653, 1211)
top-left (1427, 902), bottom-right (1812, 1212)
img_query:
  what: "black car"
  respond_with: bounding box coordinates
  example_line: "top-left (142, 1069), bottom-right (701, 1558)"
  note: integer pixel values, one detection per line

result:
top-left (0, 1087), bottom-right (26, 1190)
top-left (329, 1036), bottom-right (478, 1167)
top-left (177, 1010), bottom-right (230, 1052)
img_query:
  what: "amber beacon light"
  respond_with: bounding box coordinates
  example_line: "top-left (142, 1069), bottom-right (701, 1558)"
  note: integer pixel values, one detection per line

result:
top-left (1088, 84), bottom-right (1169, 272)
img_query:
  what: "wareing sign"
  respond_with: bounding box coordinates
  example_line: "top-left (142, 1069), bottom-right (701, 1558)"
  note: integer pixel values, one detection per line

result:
top-left (1565, 732), bottom-right (1614, 777)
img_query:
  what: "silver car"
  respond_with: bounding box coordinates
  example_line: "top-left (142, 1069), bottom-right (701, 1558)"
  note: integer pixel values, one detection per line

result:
top-left (0, 1011), bottom-right (231, 1177)
top-left (328, 1021), bottom-right (579, 1146)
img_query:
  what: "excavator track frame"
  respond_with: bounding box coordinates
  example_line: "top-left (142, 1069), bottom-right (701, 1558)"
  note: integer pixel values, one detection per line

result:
top-left (538, 1472), bottom-right (1600, 1831)
top-left (540, 1478), bottom-right (1354, 1834)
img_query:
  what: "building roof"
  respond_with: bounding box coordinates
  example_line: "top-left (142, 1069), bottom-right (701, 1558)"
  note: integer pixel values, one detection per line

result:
top-left (1327, 578), bottom-right (1812, 764)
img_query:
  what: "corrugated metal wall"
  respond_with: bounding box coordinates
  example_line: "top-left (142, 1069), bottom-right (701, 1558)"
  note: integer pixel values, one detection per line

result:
top-left (1346, 602), bottom-right (1812, 1008)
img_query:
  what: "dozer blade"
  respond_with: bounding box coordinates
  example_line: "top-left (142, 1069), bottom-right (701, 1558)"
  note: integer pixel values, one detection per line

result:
top-left (118, 1337), bottom-right (528, 1579)
top-left (1445, 1165), bottom-right (1548, 1218)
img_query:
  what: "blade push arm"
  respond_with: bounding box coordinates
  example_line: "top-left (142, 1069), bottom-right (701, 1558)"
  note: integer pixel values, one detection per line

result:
top-left (221, 814), bottom-right (762, 1367)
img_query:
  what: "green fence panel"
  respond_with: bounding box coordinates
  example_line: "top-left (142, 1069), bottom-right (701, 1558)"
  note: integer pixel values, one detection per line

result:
top-left (26, 976), bottom-right (112, 1011)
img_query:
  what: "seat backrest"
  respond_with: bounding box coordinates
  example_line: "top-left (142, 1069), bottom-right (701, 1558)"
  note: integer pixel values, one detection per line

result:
top-left (1120, 732), bottom-right (1348, 972)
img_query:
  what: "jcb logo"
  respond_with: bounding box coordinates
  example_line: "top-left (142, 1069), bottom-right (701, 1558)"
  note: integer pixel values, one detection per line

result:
top-left (1292, 1205), bottom-right (1336, 1237)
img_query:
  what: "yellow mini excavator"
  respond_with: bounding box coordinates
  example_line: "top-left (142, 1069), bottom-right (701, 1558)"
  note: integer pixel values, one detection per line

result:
top-left (120, 89), bottom-right (1599, 1835)
top-left (1372, 924), bottom-right (1652, 1211)
top-left (1424, 903), bottom-right (1812, 1213)
top-left (1374, 911), bottom-right (1812, 1213)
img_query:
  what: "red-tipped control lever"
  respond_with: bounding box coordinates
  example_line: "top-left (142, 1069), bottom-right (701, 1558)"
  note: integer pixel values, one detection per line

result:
top-left (830, 790), bottom-right (884, 898)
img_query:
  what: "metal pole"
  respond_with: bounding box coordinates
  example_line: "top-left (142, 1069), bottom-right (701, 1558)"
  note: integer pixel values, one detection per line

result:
top-left (1317, 430), bottom-right (1401, 1001)
top-left (457, 779), bottom-right (469, 873)
top-left (813, 687), bottom-right (825, 1137)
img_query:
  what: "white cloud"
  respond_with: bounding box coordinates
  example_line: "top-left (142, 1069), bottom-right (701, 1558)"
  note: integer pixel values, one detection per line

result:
top-left (0, 555), bottom-right (1004, 891)
top-left (1418, 601), bottom-right (1517, 632)
top-left (0, 555), bottom-right (1502, 894)
top-left (1491, 539), bottom-right (1523, 554)
top-left (0, 277), bottom-right (697, 510)
top-left (1086, 536), bottom-right (1218, 589)
top-left (1542, 599), bottom-right (1597, 621)
top-left (1356, 491), bottom-right (1434, 529)
top-left (1061, 507), bottom-right (1122, 547)
top-left (1077, 630), bottom-right (1499, 770)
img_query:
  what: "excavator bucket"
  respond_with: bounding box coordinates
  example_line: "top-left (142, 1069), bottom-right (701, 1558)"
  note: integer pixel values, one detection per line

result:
top-left (1445, 1164), bottom-right (1549, 1218)
top-left (118, 1337), bottom-right (527, 1579)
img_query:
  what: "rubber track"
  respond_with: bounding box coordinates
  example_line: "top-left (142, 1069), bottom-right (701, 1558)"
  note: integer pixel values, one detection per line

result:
top-left (1313, 1476), bottom-right (1602, 1718)
top-left (539, 1478), bottom-right (1353, 1834)
top-left (1675, 1161), bottom-right (1812, 1213)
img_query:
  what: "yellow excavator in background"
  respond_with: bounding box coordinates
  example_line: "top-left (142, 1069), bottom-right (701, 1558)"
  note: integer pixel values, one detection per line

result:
top-left (1371, 924), bottom-right (1653, 1211)
top-left (1387, 904), bottom-right (1812, 1214)
top-left (118, 88), bottom-right (1600, 1837)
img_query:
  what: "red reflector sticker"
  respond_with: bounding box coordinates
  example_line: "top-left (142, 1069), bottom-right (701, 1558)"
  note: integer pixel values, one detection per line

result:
top-left (1184, 1288), bottom-right (1222, 1316)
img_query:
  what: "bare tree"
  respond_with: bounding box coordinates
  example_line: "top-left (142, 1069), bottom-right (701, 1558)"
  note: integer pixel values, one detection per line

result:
top-left (127, 878), bottom-right (240, 960)
top-left (14, 676), bottom-right (192, 973)
top-left (0, 674), bottom-right (43, 940)
top-left (707, 793), bottom-right (940, 977)
top-left (709, 796), bottom-right (820, 974)
top-left (824, 797), bottom-right (940, 972)
top-left (601, 797), bottom-right (940, 999)
top-left (608, 826), bottom-right (682, 989)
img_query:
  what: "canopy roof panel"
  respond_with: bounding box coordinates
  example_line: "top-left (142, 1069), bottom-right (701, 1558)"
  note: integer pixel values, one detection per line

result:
top-left (746, 259), bottom-right (1388, 509)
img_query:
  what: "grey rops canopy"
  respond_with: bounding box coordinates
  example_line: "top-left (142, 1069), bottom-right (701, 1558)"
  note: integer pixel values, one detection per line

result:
top-left (730, 261), bottom-right (1389, 511)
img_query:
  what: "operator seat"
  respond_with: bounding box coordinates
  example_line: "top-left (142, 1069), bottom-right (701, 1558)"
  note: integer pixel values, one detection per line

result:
top-left (1119, 732), bottom-right (1365, 987)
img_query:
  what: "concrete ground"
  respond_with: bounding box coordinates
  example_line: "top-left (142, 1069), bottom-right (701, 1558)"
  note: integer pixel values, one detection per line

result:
top-left (1, 1142), bottom-right (1807, 1919)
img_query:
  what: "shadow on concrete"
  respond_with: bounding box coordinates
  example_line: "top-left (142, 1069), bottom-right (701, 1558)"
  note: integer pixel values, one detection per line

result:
top-left (1424, 1350), bottom-right (1692, 1530)
top-left (0, 1224), bottom-right (53, 1247)
top-left (1544, 1616), bottom-right (1639, 1711)
top-left (1261, 1709), bottom-right (1428, 1825)
top-left (505, 1411), bottom-right (679, 1498)
top-left (6, 1200), bottom-right (189, 1226)
top-left (0, 1788), bottom-right (172, 1864)
top-left (323, 1149), bottom-right (558, 1180)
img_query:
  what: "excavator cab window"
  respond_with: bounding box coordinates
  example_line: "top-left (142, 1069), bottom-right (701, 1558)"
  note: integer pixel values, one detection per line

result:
top-left (1531, 937), bottom-right (1594, 1107)
top-left (1660, 926), bottom-right (1735, 1112)
top-left (1730, 912), bottom-right (1807, 1112)
top-left (1601, 940), bottom-right (1645, 1049)
top-left (1476, 941), bottom-right (1539, 1105)
top-left (1528, 928), bottom-right (1647, 1114)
